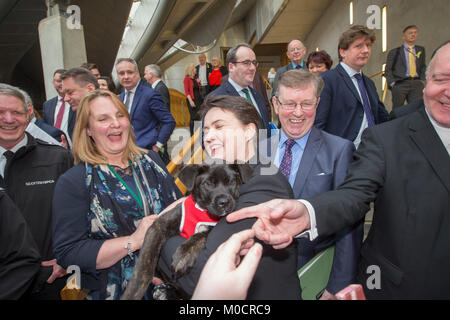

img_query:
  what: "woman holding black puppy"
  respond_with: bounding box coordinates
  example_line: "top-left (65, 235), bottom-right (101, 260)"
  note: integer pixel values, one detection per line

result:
top-left (158, 95), bottom-right (301, 300)
top-left (52, 90), bottom-right (181, 300)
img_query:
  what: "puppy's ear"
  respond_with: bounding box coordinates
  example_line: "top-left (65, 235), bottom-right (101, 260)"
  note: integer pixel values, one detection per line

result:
top-left (177, 165), bottom-right (200, 191)
top-left (177, 164), bottom-right (209, 191)
top-left (230, 163), bottom-right (254, 184)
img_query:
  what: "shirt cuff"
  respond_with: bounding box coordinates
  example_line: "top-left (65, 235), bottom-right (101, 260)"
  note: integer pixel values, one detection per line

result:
top-left (155, 142), bottom-right (164, 149)
top-left (294, 199), bottom-right (318, 241)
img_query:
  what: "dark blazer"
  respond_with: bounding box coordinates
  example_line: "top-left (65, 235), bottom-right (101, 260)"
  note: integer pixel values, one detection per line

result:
top-left (34, 119), bottom-right (67, 143)
top-left (272, 61), bottom-right (307, 96)
top-left (315, 63), bottom-right (389, 142)
top-left (158, 163), bottom-right (301, 300)
top-left (42, 96), bottom-right (77, 139)
top-left (390, 99), bottom-right (424, 120)
top-left (308, 108), bottom-right (450, 299)
top-left (385, 45), bottom-right (426, 86)
top-left (210, 80), bottom-right (271, 132)
top-left (195, 62), bottom-right (213, 88)
top-left (154, 80), bottom-right (171, 111)
top-left (119, 80), bottom-right (176, 149)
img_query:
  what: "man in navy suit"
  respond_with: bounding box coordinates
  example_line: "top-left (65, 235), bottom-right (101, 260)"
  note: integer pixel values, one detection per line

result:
top-left (270, 69), bottom-right (362, 299)
top-left (116, 58), bottom-right (175, 152)
top-left (315, 25), bottom-right (389, 148)
top-left (209, 43), bottom-right (271, 135)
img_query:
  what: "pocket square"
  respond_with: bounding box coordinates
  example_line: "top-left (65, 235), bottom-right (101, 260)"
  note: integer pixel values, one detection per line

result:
top-left (316, 172), bottom-right (327, 176)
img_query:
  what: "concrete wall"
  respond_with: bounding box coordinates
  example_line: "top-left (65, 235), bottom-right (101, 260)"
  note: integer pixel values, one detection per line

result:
top-left (164, 22), bottom-right (247, 92)
top-left (303, 0), bottom-right (450, 111)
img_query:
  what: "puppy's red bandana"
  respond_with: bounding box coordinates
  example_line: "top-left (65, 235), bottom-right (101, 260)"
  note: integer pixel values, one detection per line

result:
top-left (179, 194), bottom-right (220, 239)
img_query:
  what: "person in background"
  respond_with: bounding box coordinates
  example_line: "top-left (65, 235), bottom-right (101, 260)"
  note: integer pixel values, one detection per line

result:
top-left (307, 50), bottom-right (333, 75)
top-left (52, 90), bottom-right (181, 300)
top-left (98, 76), bottom-right (117, 94)
top-left (385, 25), bottom-right (426, 108)
top-left (208, 56), bottom-right (228, 92)
top-left (196, 53), bottom-right (212, 98)
top-left (81, 62), bottom-right (101, 79)
top-left (184, 63), bottom-right (202, 136)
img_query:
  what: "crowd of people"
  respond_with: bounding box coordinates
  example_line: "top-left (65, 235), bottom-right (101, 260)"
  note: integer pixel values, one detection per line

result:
top-left (0, 22), bottom-right (448, 301)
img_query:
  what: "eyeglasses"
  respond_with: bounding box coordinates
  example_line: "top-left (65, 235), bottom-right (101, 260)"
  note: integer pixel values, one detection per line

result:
top-left (233, 60), bottom-right (259, 67)
top-left (275, 96), bottom-right (318, 111)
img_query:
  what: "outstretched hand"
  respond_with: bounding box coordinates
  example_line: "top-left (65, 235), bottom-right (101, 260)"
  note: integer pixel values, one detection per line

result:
top-left (226, 199), bottom-right (311, 249)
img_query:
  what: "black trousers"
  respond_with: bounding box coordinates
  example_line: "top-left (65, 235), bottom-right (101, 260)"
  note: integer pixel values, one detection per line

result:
top-left (391, 79), bottom-right (424, 108)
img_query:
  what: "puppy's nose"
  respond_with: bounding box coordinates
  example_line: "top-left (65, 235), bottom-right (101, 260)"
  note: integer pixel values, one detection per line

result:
top-left (217, 197), bottom-right (229, 208)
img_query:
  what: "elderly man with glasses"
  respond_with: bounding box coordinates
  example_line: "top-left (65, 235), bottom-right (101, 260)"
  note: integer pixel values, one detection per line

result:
top-left (269, 69), bottom-right (363, 300)
top-left (209, 43), bottom-right (271, 135)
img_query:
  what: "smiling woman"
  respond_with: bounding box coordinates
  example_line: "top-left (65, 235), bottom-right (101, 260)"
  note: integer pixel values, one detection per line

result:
top-left (52, 90), bottom-right (182, 300)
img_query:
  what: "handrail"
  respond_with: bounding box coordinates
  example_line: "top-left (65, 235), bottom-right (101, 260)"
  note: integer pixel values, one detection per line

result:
top-left (368, 70), bottom-right (384, 79)
top-left (166, 127), bottom-right (201, 174)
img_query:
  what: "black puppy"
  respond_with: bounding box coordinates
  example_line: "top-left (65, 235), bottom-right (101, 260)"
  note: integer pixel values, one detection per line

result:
top-left (121, 163), bottom-right (253, 300)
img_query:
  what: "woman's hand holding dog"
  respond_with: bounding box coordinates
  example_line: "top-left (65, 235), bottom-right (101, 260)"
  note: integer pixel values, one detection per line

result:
top-left (129, 215), bottom-right (159, 251)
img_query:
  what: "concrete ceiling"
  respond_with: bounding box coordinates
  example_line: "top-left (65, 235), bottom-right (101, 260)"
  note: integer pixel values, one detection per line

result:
top-left (260, 0), bottom-right (332, 44)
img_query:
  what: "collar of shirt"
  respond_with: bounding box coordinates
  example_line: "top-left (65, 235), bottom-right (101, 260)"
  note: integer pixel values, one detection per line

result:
top-left (151, 79), bottom-right (161, 89)
top-left (425, 109), bottom-right (450, 155)
top-left (0, 135), bottom-right (28, 177)
top-left (403, 43), bottom-right (416, 50)
top-left (274, 129), bottom-right (312, 186)
top-left (291, 61), bottom-right (305, 69)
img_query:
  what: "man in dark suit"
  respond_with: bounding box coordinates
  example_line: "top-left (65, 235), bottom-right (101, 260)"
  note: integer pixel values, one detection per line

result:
top-left (385, 25), bottom-right (426, 109)
top-left (272, 39), bottom-right (308, 96)
top-left (196, 53), bottom-right (213, 98)
top-left (116, 58), bottom-right (175, 152)
top-left (144, 64), bottom-right (171, 111)
top-left (42, 69), bottom-right (75, 144)
top-left (271, 70), bottom-right (361, 299)
top-left (60, 68), bottom-right (99, 140)
top-left (227, 41), bottom-right (450, 299)
top-left (315, 25), bottom-right (389, 148)
top-left (209, 43), bottom-right (271, 135)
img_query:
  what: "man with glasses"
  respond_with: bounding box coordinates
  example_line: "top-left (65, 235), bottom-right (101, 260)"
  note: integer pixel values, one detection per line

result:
top-left (270, 70), bottom-right (361, 300)
top-left (210, 43), bottom-right (271, 134)
top-left (272, 40), bottom-right (308, 97)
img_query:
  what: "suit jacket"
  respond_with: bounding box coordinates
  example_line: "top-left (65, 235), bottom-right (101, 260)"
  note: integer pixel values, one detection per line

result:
top-left (308, 109), bottom-right (450, 299)
top-left (315, 63), bottom-right (389, 142)
top-left (42, 96), bottom-right (77, 139)
top-left (269, 128), bottom-right (362, 294)
top-left (195, 62), bottom-right (213, 88)
top-left (272, 61), bottom-right (307, 96)
top-left (210, 80), bottom-right (271, 132)
top-left (154, 80), bottom-right (171, 111)
top-left (120, 80), bottom-right (175, 149)
top-left (390, 99), bottom-right (424, 120)
top-left (385, 45), bottom-right (426, 86)
top-left (158, 162), bottom-right (301, 300)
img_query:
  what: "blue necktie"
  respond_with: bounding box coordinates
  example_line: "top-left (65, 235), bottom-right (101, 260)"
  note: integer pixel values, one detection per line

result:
top-left (354, 73), bottom-right (375, 127)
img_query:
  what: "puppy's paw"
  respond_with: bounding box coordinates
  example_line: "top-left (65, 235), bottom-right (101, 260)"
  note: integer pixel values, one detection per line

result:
top-left (171, 245), bottom-right (195, 278)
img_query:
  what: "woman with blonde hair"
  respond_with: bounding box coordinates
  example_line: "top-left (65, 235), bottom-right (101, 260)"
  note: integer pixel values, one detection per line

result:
top-left (208, 56), bottom-right (228, 91)
top-left (52, 90), bottom-right (181, 300)
top-left (183, 63), bottom-right (202, 135)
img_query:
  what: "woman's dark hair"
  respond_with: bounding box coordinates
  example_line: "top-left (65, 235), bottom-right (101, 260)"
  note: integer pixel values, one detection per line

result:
top-left (99, 76), bottom-right (117, 93)
top-left (199, 94), bottom-right (262, 130)
top-left (306, 50), bottom-right (333, 70)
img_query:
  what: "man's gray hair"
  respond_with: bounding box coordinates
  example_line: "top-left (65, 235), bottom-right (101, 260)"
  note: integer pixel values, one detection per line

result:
top-left (116, 57), bottom-right (140, 72)
top-left (0, 83), bottom-right (28, 112)
top-left (145, 64), bottom-right (161, 78)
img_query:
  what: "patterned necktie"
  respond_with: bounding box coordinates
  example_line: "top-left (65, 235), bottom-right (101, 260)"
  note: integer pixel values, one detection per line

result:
top-left (241, 88), bottom-right (253, 104)
top-left (54, 100), bottom-right (66, 129)
top-left (354, 73), bottom-right (375, 127)
top-left (408, 45), bottom-right (417, 78)
top-left (279, 139), bottom-right (296, 179)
